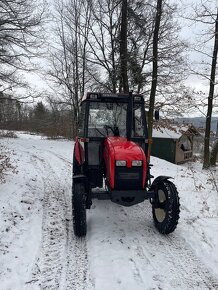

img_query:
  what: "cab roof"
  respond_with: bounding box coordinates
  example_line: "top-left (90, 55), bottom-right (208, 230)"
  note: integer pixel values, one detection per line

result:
top-left (81, 92), bottom-right (144, 103)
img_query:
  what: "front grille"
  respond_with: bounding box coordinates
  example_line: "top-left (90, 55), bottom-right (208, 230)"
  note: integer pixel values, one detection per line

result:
top-left (114, 167), bottom-right (143, 190)
top-left (118, 172), bottom-right (139, 180)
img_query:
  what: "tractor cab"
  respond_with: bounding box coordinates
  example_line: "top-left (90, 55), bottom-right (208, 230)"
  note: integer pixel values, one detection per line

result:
top-left (80, 92), bottom-right (147, 139)
top-left (76, 92), bottom-right (149, 189)
top-left (72, 92), bottom-right (180, 237)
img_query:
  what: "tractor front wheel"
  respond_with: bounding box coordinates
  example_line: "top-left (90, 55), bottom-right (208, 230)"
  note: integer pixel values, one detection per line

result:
top-left (72, 182), bottom-right (87, 237)
top-left (152, 180), bottom-right (180, 234)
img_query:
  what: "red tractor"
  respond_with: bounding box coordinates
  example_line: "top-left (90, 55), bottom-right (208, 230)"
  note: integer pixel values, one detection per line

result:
top-left (73, 92), bottom-right (180, 237)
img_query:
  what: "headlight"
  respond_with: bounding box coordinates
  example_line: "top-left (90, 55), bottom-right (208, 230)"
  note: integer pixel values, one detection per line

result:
top-left (116, 160), bottom-right (126, 166)
top-left (132, 160), bottom-right (142, 166)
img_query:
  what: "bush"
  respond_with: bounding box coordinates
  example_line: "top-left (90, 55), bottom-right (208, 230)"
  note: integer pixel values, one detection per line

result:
top-left (0, 146), bottom-right (18, 184)
top-left (0, 130), bottom-right (18, 138)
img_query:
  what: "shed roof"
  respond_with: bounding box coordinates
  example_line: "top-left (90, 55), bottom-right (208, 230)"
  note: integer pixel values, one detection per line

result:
top-left (153, 127), bottom-right (181, 139)
top-left (152, 124), bottom-right (200, 139)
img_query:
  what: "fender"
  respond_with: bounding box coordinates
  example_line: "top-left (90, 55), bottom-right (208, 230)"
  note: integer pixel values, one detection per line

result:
top-left (146, 176), bottom-right (172, 199)
top-left (149, 176), bottom-right (172, 190)
top-left (74, 137), bottom-right (85, 165)
top-left (73, 174), bottom-right (87, 182)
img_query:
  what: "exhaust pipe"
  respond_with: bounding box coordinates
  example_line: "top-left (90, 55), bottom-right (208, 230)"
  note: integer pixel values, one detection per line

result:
top-left (127, 91), bottom-right (133, 141)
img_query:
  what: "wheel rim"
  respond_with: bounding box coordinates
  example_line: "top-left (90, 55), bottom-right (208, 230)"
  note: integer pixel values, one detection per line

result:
top-left (154, 189), bottom-right (167, 222)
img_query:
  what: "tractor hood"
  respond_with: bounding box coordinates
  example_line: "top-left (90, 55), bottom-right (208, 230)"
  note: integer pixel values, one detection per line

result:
top-left (104, 137), bottom-right (145, 167)
top-left (103, 137), bottom-right (147, 189)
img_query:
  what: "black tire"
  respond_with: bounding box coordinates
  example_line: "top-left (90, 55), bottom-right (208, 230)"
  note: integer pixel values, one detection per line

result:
top-left (152, 180), bottom-right (180, 234)
top-left (72, 182), bottom-right (87, 237)
top-left (73, 151), bottom-right (81, 175)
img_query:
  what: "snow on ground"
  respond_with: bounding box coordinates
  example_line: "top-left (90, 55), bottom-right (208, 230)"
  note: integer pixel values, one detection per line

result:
top-left (0, 132), bottom-right (218, 290)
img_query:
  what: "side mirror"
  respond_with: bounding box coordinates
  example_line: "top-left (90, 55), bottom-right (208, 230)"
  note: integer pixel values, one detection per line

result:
top-left (155, 110), bottom-right (159, 121)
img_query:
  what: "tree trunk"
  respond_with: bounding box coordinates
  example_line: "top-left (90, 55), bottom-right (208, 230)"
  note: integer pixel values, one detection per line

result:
top-left (203, 10), bottom-right (218, 169)
top-left (81, 4), bottom-right (91, 96)
top-left (210, 139), bottom-right (218, 166)
top-left (148, 0), bottom-right (162, 160)
top-left (109, 11), bottom-right (117, 93)
top-left (74, 4), bottom-right (79, 136)
top-left (120, 0), bottom-right (129, 93)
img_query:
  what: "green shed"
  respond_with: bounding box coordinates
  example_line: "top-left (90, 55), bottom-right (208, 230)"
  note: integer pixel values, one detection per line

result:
top-left (151, 125), bottom-right (200, 164)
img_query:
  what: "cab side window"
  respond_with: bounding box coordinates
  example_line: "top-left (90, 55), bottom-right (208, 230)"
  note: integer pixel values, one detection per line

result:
top-left (78, 103), bottom-right (86, 137)
top-left (134, 104), bottom-right (144, 137)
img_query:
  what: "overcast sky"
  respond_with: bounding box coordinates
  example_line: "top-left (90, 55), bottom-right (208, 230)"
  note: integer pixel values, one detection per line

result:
top-left (22, 0), bottom-right (218, 116)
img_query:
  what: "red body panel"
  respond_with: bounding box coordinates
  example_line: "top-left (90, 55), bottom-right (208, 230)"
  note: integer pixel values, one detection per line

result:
top-left (74, 137), bottom-right (85, 165)
top-left (103, 137), bottom-right (147, 189)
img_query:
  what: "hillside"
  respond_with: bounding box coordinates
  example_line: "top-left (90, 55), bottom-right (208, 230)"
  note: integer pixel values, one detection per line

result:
top-left (175, 117), bottom-right (218, 132)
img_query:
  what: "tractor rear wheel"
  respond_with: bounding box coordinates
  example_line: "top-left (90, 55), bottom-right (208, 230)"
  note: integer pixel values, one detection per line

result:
top-left (72, 182), bottom-right (87, 237)
top-left (152, 180), bottom-right (180, 234)
top-left (73, 151), bottom-right (81, 175)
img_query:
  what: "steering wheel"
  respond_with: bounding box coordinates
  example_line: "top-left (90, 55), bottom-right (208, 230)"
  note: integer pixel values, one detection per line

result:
top-left (94, 127), bottom-right (105, 137)
top-left (104, 125), bottom-right (119, 136)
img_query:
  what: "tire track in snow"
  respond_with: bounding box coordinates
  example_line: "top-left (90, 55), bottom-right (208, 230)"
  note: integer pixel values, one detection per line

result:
top-left (121, 204), bottom-right (218, 289)
top-left (25, 150), bottom-right (91, 290)
top-left (88, 200), bottom-right (218, 290)
top-left (15, 138), bottom-right (218, 290)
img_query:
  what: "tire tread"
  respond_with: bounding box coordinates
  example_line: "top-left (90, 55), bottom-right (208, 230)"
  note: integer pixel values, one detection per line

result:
top-left (152, 180), bottom-right (180, 234)
top-left (72, 182), bottom-right (87, 237)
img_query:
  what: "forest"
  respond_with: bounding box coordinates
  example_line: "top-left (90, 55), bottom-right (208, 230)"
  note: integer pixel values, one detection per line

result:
top-left (0, 0), bottom-right (218, 168)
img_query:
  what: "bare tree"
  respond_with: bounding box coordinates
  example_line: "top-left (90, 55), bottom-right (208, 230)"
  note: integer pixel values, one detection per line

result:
top-left (203, 9), bottom-right (218, 168)
top-left (84, 0), bottom-right (121, 92)
top-left (45, 0), bottom-right (189, 140)
top-left (147, 0), bottom-right (162, 156)
top-left (182, 2), bottom-right (218, 168)
top-left (46, 0), bottom-right (91, 137)
top-left (120, 0), bottom-right (129, 92)
top-left (0, 0), bottom-right (45, 93)
top-left (126, 1), bottom-right (188, 116)
top-left (127, 1), bottom-right (154, 93)
top-left (210, 139), bottom-right (218, 166)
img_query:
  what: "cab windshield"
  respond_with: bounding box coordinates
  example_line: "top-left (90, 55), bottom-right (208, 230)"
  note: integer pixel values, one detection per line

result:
top-left (88, 101), bottom-right (144, 137)
top-left (88, 102), bottom-right (127, 137)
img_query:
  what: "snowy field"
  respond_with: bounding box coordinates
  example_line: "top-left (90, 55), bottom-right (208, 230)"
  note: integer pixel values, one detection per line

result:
top-left (0, 132), bottom-right (218, 290)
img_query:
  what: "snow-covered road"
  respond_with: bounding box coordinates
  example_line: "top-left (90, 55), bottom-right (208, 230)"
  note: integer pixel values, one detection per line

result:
top-left (0, 133), bottom-right (218, 290)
